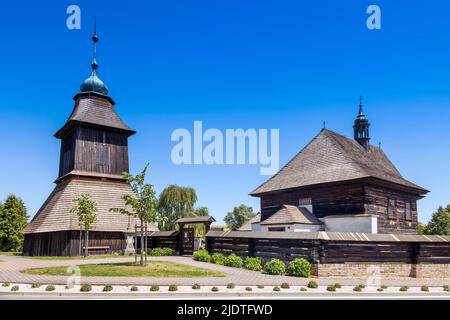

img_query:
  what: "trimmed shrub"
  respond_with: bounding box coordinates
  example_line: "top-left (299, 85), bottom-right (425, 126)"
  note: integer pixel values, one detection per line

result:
top-left (381, 285), bottom-right (388, 289)
top-left (334, 283), bottom-right (342, 289)
top-left (2, 282), bottom-right (10, 287)
top-left (211, 253), bottom-right (226, 265)
top-left (162, 247), bottom-right (174, 256)
top-left (227, 283), bottom-right (236, 289)
top-left (357, 284), bottom-right (366, 289)
top-left (281, 282), bottom-right (290, 289)
top-left (224, 254), bottom-right (243, 268)
top-left (31, 282), bottom-right (41, 289)
top-left (273, 286), bottom-right (280, 292)
top-left (377, 288), bottom-right (384, 292)
top-left (168, 285), bottom-right (178, 292)
top-left (287, 258), bottom-right (311, 277)
top-left (45, 285), bottom-right (55, 292)
top-left (353, 286), bottom-right (362, 292)
top-left (399, 286), bottom-right (408, 292)
top-left (307, 281), bottom-right (318, 289)
top-left (11, 285), bottom-right (19, 292)
top-left (150, 285), bottom-right (160, 292)
top-left (193, 249), bottom-right (211, 263)
top-left (421, 286), bottom-right (429, 292)
top-left (150, 248), bottom-right (164, 256)
top-left (211, 286), bottom-right (219, 292)
top-left (192, 283), bottom-right (201, 290)
top-left (245, 287), bottom-right (252, 291)
top-left (326, 285), bottom-right (336, 292)
top-left (257, 285), bottom-right (265, 289)
top-left (243, 257), bottom-right (262, 271)
top-left (300, 287), bottom-right (307, 292)
top-left (264, 259), bottom-right (286, 275)
top-left (103, 285), bottom-right (113, 292)
top-left (80, 284), bottom-right (92, 292)
top-left (130, 286), bottom-right (139, 292)
top-left (443, 285), bottom-right (449, 292)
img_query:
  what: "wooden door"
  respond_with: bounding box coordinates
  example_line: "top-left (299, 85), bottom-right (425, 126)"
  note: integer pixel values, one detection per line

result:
top-left (181, 228), bottom-right (194, 255)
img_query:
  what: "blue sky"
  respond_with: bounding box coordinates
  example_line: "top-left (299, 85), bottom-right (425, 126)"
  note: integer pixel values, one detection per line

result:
top-left (0, 1), bottom-right (449, 224)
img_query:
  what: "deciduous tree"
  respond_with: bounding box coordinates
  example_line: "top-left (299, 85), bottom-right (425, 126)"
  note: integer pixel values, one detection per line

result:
top-left (70, 194), bottom-right (97, 257)
top-left (0, 195), bottom-right (28, 252)
top-left (224, 204), bottom-right (255, 230)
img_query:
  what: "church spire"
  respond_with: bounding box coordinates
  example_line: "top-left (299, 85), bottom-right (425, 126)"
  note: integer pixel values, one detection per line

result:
top-left (353, 96), bottom-right (370, 150)
top-left (79, 22), bottom-right (109, 96)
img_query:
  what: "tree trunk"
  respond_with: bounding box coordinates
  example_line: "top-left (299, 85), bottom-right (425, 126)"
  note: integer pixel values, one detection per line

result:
top-left (84, 228), bottom-right (89, 258)
top-left (140, 218), bottom-right (144, 266)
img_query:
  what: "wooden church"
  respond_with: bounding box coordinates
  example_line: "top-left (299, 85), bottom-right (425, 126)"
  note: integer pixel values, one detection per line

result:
top-left (23, 32), bottom-right (157, 256)
top-left (250, 99), bottom-right (429, 234)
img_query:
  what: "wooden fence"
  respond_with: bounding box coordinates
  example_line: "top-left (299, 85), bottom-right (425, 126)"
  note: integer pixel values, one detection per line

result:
top-left (146, 231), bottom-right (180, 252)
top-left (205, 231), bottom-right (450, 264)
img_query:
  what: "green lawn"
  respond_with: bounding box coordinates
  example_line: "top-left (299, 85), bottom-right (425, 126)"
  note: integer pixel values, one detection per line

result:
top-left (21, 261), bottom-right (226, 277)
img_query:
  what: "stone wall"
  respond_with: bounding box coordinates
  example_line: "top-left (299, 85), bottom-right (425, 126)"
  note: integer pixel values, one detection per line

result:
top-left (314, 263), bottom-right (450, 278)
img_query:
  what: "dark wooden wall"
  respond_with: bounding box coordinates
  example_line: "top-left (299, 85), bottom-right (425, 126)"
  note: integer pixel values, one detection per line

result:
top-left (23, 231), bottom-right (126, 256)
top-left (365, 184), bottom-right (419, 234)
top-left (206, 235), bottom-right (450, 264)
top-left (73, 126), bottom-right (129, 175)
top-left (260, 182), bottom-right (365, 221)
top-left (258, 179), bottom-right (421, 234)
top-left (147, 234), bottom-right (180, 252)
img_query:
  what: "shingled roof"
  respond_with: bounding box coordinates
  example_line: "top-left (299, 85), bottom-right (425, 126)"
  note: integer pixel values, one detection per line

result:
top-left (54, 93), bottom-right (135, 138)
top-left (24, 177), bottom-right (158, 234)
top-left (251, 129), bottom-right (427, 195)
top-left (237, 213), bottom-right (261, 231)
top-left (260, 205), bottom-right (322, 225)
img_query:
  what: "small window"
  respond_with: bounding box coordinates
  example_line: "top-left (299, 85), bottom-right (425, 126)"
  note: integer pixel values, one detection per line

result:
top-left (405, 201), bottom-right (412, 221)
top-left (388, 199), bottom-right (396, 219)
top-left (299, 198), bottom-right (312, 206)
top-left (268, 227), bottom-right (285, 232)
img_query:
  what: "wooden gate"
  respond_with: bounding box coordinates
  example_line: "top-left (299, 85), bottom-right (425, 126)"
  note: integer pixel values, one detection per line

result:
top-left (180, 227), bottom-right (194, 255)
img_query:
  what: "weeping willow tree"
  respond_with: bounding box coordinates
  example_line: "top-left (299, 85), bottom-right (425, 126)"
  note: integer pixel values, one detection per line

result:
top-left (157, 185), bottom-right (198, 231)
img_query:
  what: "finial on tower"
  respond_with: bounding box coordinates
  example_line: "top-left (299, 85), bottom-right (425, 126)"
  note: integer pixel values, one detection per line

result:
top-left (79, 20), bottom-right (109, 96)
top-left (353, 96), bottom-right (370, 151)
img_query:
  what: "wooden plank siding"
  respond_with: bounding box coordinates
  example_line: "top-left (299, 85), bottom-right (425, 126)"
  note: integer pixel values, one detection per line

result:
top-left (206, 235), bottom-right (450, 264)
top-left (23, 231), bottom-right (125, 256)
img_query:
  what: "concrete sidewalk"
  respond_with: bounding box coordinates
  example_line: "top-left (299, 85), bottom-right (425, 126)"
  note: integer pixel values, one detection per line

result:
top-left (1, 255), bottom-right (449, 287)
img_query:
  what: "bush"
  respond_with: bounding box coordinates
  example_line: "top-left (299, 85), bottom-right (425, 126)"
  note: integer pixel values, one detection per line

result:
top-left (162, 247), bottom-right (173, 256)
top-left (334, 283), bottom-right (342, 289)
top-left (211, 253), bottom-right (226, 265)
top-left (353, 286), bottom-right (362, 292)
top-left (2, 282), bottom-right (10, 287)
top-left (45, 285), bottom-right (55, 292)
top-left (377, 288), bottom-right (384, 292)
top-left (287, 258), bottom-right (311, 278)
top-left (381, 285), bottom-right (388, 289)
top-left (326, 285), bottom-right (336, 292)
top-left (150, 248), bottom-right (164, 256)
top-left (300, 287), bottom-right (307, 292)
top-left (192, 283), bottom-right (201, 290)
top-left (307, 281), bottom-right (318, 289)
top-left (11, 285), bottom-right (19, 292)
top-left (193, 249), bottom-right (211, 263)
top-left (169, 285), bottom-right (178, 292)
top-left (245, 287), bottom-right (252, 291)
top-left (103, 285), bottom-right (113, 292)
top-left (421, 286), bottom-right (429, 292)
top-left (399, 286), bottom-right (408, 292)
top-left (224, 254), bottom-right (243, 268)
top-left (281, 282), bottom-right (290, 289)
top-left (80, 284), bottom-right (92, 292)
top-left (443, 285), bottom-right (449, 292)
top-left (264, 259), bottom-right (286, 275)
top-left (31, 282), bottom-right (41, 289)
top-left (150, 285), bottom-right (160, 292)
top-left (227, 283), bottom-right (235, 289)
top-left (257, 285), bottom-right (265, 289)
top-left (211, 286), bottom-right (219, 292)
top-left (273, 286), bottom-right (280, 292)
top-left (243, 257), bottom-right (262, 271)
top-left (130, 286), bottom-right (139, 292)
top-left (357, 284), bottom-right (365, 289)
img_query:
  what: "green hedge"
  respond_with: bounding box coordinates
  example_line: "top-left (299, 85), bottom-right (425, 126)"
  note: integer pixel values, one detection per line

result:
top-left (264, 259), bottom-right (286, 275)
top-left (224, 254), bottom-right (243, 268)
top-left (243, 257), bottom-right (262, 271)
top-left (193, 249), bottom-right (211, 262)
top-left (287, 258), bottom-right (311, 277)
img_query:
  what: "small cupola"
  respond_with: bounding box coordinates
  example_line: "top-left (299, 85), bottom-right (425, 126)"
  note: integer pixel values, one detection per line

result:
top-left (353, 96), bottom-right (370, 150)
